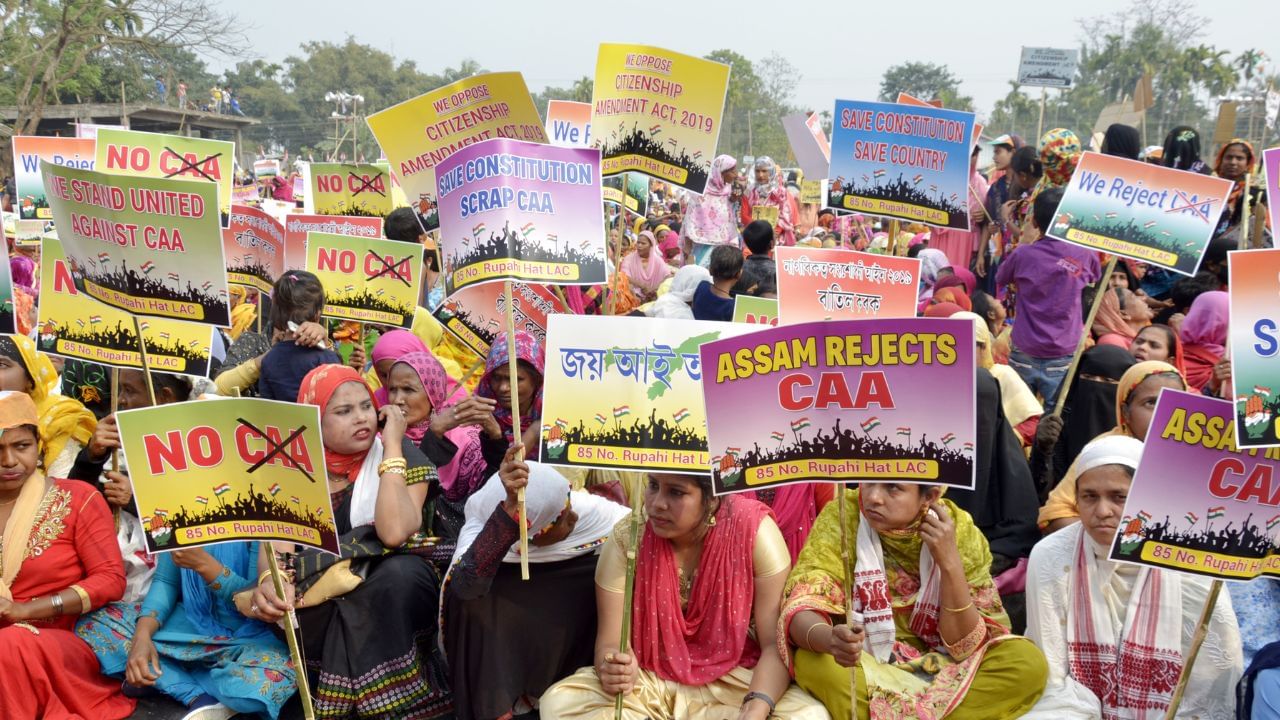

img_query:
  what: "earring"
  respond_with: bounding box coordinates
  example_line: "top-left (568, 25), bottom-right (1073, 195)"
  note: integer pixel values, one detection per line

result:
top-left (707, 514), bottom-right (717, 527)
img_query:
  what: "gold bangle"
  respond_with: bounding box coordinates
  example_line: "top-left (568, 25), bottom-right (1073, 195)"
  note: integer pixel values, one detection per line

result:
top-left (803, 620), bottom-right (831, 652)
top-left (943, 601), bottom-right (974, 613)
top-left (377, 459), bottom-right (407, 475)
top-left (257, 570), bottom-right (273, 586)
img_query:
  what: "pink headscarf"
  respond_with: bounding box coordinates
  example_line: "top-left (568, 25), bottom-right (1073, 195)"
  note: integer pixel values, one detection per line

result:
top-left (620, 231), bottom-right (673, 293)
top-left (391, 352), bottom-right (487, 498)
top-left (680, 155), bottom-right (739, 247)
top-left (371, 330), bottom-right (429, 404)
top-left (1179, 291), bottom-right (1228, 356)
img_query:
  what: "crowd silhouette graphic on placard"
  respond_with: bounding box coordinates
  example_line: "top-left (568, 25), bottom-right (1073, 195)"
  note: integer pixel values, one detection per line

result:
top-left (38, 318), bottom-right (209, 374)
top-left (1116, 511), bottom-right (1279, 562)
top-left (597, 122), bottom-right (711, 190)
top-left (447, 221), bottom-right (606, 281)
top-left (70, 257), bottom-right (228, 325)
top-left (829, 171), bottom-right (969, 227)
top-left (146, 483), bottom-right (336, 552)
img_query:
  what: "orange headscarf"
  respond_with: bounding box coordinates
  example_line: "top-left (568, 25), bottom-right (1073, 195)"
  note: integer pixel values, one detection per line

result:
top-left (297, 364), bottom-right (378, 481)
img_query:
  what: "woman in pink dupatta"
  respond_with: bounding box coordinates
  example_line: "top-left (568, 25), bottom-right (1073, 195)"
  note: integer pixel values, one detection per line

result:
top-left (619, 230), bottom-right (673, 302)
top-left (541, 473), bottom-right (828, 719)
top-left (930, 146), bottom-right (990, 270)
top-left (681, 155), bottom-right (741, 267)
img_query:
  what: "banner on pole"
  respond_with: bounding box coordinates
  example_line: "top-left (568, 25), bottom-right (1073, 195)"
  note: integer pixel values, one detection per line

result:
top-left (305, 231), bottom-right (422, 328)
top-left (224, 204), bottom-right (286, 295)
top-left (1016, 47), bottom-right (1079, 88)
top-left (434, 280), bottom-right (564, 356)
top-left (94, 129), bottom-right (234, 225)
top-left (304, 162), bottom-right (393, 217)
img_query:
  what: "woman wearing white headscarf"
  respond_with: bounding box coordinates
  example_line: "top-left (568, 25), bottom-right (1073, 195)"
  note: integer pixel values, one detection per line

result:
top-left (1023, 434), bottom-right (1242, 719)
top-left (740, 157), bottom-right (796, 247)
top-left (443, 447), bottom-right (630, 720)
top-left (645, 265), bottom-right (712, 320)
top-left (681, 155), bottom-right (740, 267)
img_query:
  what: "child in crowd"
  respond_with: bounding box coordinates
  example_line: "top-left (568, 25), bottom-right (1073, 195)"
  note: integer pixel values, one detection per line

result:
top-left (256, 271), bottom-right (340, 401)
top-left (691, 244), bottom-right (742, 322)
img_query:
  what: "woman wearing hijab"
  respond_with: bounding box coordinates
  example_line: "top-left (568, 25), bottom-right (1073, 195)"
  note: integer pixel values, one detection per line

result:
top-left (1099, 123), bottom-right (1141, 160)
top-left (1039, 361), bottom-right (1187, 531)
top-left (0, 334), bottom-right (96, 477)
top-left (541, 473), bottom-right (829, 718)
top-left (681, 155), bottom-right (740, 267)
top-left (369, 328), bottom-right (430, 389)
top-left (1213, 138), bottom-right (1270, 241)
top-left (1092, 287), bottom-right (1153, 350)
top-left (1031, 128), bottom-right (1082, 203)
top-left (740, 157), bottom-right (796, 247)
top-left (782, 484), bottom-right (1048, 718)
top-left (1178, 290), bottom-right (1228, 394)
top-left (620, 230), bottom-right (674, 302)
top-left (1024, 435), bottom-right (1242, 719)
top-left (476, 331), bottom-right (545, 460)
top-left (0, 391), bottom-right (135, 719)
top-left (445, 453), bottom-right (630, 720)
top-left (1031, 345), bottom-right (1136, 496)
top-left (76, 541), bottom-right (296, 719)
top-left (249, 365), bottom-right (453, 719)
top-left (1161, 126), bottom-right (1210, 174)
top-left (645, 264), bottom-right (711, 320)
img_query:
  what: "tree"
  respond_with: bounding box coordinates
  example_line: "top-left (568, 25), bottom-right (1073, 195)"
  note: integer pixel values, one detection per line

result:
top-left (533, 75), bottom-right (593, 117)
top-left (704, 49), bottom-right (792, 162)
top-left (1, 0), bottom-right (243, 134)
top-left (878, 62), bottom-right (973, 111)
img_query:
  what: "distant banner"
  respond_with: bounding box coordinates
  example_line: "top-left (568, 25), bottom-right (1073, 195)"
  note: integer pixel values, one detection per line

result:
top-left (732, 295), bottom-right (778, 326)
top-left (700, 318), bottom-right (976, 493)
top-left (367, 72), bottom-right (548, 233)
top-left (1228, 248), bottom-right (1280, 448)
top-left (1110, 390), bottom-right (1280, 581)
top-left (76, 122), bottom-right (126, 139)
top-left (828, 99), bottom-right (976, 230)
top-left (1265, 148), bottom-right (1279, 233)
top-left (540, 315), bottom-right (754, 474)
top-left (306, 231), bottom-right (422, 328)
top-left (282, 213), bottom-right (383, 272)
top-left (94, 129), bottom-right (234, 225)
top-left (42, 162), bottom-right (231, 326)
top-left (800, 180), bottom-right (824, 205)
top-left (782, 113), bottom-right (830, 181)
top-left (1048, 152), bottom-right (1232, 276)
top-left (37, 236), bottom-right (214, 376)
top-left (1017, 47), bottom-right (1080, 88)
top-left (11, 136), bottom-right (96, 220)
top-left (224, 204), bottom-right (286, 295)
top-left (254, 159), bottom-right (281, 177)
top-left (118, 398), bottom-right (337, 555)
top-left (305, 162), bottom-right (393, 217)
top-left (546, 100), bottom-right (593, 148)
top-left (0, 253), bottom-right (13, 335)
top-left (590, 43), bottom-right (729, 194)
top-left (434, 281), bottom-right (564, 356)
top-left (603, 172), bottom-right (649, 217)
top-left (776, 247), bottom-right (920, 324)
top-left (435, 137), bottom-right (606, 294)
top-left (231, 185), bottom-right (260, 205)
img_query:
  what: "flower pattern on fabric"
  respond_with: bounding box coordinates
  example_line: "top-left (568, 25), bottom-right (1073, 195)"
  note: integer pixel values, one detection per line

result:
top-left (25, 485), bottom-right (72, 558)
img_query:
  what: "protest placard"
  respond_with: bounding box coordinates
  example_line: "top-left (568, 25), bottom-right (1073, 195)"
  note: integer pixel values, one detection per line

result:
top-left (539, 315), bottom-right (755, 474)
top-left (434, 280), bottom-right (563, 356)
top-left (231, 184), bottom-right (260, 205)
top-left (590, 43), bottom-right (729, 194)
top-left (782, 112), bottom-right (831, 181)
top-left (367, 72), bottom-right (548, 233)
top-left (304, 162), bottom-right (393, 217)
top-left (752, 205), bottom-right (780, 226)
top-left (1016, 47), bottom-right (1079, 88)
top-left (41, 162), bottom-right (231, 326)
top-left (224, 204), bottom-right (286, 295)
top-left (1047, 152), bottom-right (1233, 275)
top-left (118, 398), bottom-right (337, 555)
top-left (1265, 147), bottom-right (1279, 233)
top-left (732, 295), bottom-right (778, 326)
top-left (254, 159), bottom-right (281, 177)
top-left (700, 317), bottom-right (975, 493)
top-left (37, 236), bottom-right (214, 376)
top-left (828, 100), bottom-right (976, 230)
top-left (1228, 248), bottom-right (1280, 448)
top-left (603, 172), bottom-right (649, 217)
top-left (896, 92), bottom-right (983, 147)
top-left (1110, 390), bottom-right (1280, 580)
top-left (282, 213), bottom-right (383, 272)
top-left (546, 100), bottom-right (593, 148)
top-left (10, 136), bottom-right (96, 220)
top-left (94, 129), bottom-right (234, 224)
top-left (0, 254), bottom-right (13, 336)
top-left (435, 137), bottom-right (606, 294)
top-left (800, 180), bottom-right (824, 205)
top-left (775, 247), bottom-right (920, 323)
top-left (306, 231), bottom-right (422, 328)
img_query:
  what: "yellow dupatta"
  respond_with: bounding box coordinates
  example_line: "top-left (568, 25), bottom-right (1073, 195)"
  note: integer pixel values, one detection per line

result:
top-left (0, 390), bottom-right (49, 601)
top-left (4, 334), bottom-right (97, 473)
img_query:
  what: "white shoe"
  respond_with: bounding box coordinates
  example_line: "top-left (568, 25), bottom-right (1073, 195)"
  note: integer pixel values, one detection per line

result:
top-left (180, 702), bottom-right (237, 720)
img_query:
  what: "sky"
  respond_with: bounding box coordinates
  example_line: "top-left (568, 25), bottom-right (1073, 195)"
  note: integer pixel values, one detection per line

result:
top-left (208, 0), bottom-right (1277, 121)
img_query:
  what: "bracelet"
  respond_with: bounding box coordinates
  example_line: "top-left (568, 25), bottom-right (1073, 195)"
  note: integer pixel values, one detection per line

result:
top-left (258, 570), bottom-right (273, 586)
top-left (50, 593), bottom-right (64, 615)
top-left (943, 601), bottom-right (974, 613)
top-left (742, 691), bottom-right (776, 714)
top-left (803, 620), bottom-right (831, 652)
top-left (377, 458), bottom-right (407, 475)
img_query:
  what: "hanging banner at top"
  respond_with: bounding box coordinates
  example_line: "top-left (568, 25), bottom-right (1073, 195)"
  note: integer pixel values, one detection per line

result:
top-left (827, 99), bottom-right (976, 231)
top-left (590, 43), bottom-right (729, 194)
top-left (367, 72), bottom-right (548, 233)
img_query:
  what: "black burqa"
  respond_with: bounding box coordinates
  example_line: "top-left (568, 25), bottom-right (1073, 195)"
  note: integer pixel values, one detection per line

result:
top-left (948, 368), bottom-right (1041, 564)
top-left (1100, 123), bottom-right (1142, 160)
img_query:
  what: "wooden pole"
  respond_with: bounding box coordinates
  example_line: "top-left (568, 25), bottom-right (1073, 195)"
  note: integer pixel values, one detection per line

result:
top-left (606, 224), bottom-right (623, 315)
top-left (1163, 579), bottom-right (1223, 719)
top-left (1238, 172), bottom-right (1253, 252)
top-left (109, 367), bottom-right (121, 529)
top-left (503, 280), bottom-right (529, 579)
top-left (837, 486), bottom-right (858, 719)
top-left (267, 549), bottom-right (316, 720)
top-left (132, 316), bottom-right (158, 406)
top-left (551, 285), bottom-right (574, 314)
top-left (613, 473), bottom-right (645, 719)
top-left (1051, 257), bottom-right (1117, 417)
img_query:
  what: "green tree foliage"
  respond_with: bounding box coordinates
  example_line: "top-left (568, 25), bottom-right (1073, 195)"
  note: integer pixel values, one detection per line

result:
top-left (533, 76), bottom-right (593, 117)
top-left (704, 50), bottom-right (798, 163)
top-left (878, 62), bottom-right (974, 111)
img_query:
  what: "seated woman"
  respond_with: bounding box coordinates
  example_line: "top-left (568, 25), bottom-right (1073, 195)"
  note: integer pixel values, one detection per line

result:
top-left (540, 473), bottom-right (829, 719)
top-left (1129, 323), bottom-right (1185, 374)
top-left (445, 449), bottom-right (630, 719)
top-left (620, 230), bottom-right (674, 303)
top-left (76, 542), bottom-right (296, 719)
top-left (0, 333), bottom-right (96, 477)
top-left (1024, 435), bottom-right (1242, 718)
top-left (0, 391), bottom-right (134, 719)
top-left (249, 364), bottom-right (453, 719)
top-left (782, 484), bottom-right (1048, 719)
top-left (477, 331), bottom-right (544, 460)
top-left (1039, 361), bottom-right (1185, 531)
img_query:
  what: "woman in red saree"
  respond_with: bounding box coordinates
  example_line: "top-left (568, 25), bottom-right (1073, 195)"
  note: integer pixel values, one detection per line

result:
top-left (0, 390), bottom-right (133, 719)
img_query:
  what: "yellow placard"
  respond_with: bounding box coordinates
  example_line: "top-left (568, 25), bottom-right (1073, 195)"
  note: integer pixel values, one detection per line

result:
top-left (751, 205), bottom-right (780, 226)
